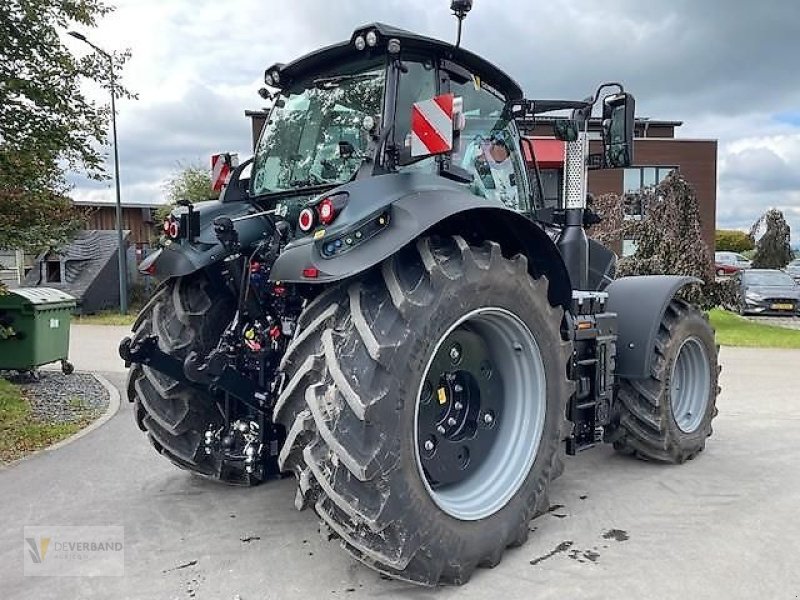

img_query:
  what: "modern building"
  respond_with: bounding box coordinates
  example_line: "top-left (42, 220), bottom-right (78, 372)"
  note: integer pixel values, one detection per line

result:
top-left (522, 118), bottom-right (718, 254)
top-left (244, 111), bottom-right (717, 255)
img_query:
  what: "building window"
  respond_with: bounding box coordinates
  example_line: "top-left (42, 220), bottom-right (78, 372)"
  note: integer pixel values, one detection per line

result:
top-left (623, 166), bottom-right (676, 219)
top-left (45, 260), bottom-right (61, 283)
top-left (621, 166), bottom-right (676, 256)
top-left (623, 166), bottom-right (676, 194)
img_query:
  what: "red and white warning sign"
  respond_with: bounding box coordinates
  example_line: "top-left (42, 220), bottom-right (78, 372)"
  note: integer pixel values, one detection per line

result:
top-left (211, 153), bottom-right (238, 193)
top-left (410, 94), bottom-right (454, 157)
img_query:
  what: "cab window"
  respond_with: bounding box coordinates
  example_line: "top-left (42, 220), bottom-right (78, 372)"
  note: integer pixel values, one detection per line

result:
top-left (448, 74), bottom-right (528, 211)
top-left (394, 59), bottom-right (438, 173)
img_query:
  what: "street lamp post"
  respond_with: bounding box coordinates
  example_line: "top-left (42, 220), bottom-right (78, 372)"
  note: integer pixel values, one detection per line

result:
top-left (68, 31), bottom-right (128, 314)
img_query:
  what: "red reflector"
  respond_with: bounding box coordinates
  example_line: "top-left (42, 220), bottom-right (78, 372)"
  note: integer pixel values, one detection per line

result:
top-left (317, 197), bottom-right (336, 225)
top-left (144, 264), bottom-right (156, 275)
top-left (272, 285), bottom-right (286, 296)
top-left (298, 208), bottom-right (315, 232)
top-left (302, 267), bottom-right (319, 279)
top-left (168, 221), bottom-right (180, 239)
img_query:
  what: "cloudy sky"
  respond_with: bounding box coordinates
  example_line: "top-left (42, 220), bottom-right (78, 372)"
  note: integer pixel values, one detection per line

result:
top-left (66, 0), bottom-right (800, 242)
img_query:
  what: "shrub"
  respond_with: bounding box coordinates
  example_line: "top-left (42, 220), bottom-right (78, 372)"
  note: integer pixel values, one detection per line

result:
top-left (715, 229), bottom-right (754, 253)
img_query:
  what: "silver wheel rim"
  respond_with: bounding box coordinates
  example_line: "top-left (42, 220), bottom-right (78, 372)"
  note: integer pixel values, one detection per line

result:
top-left (413, 307), bottom-right (547, 521)
top-left (670, 336), bottom-right (711, 433)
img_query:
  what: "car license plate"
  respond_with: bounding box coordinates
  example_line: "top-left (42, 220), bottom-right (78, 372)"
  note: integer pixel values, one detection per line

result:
top-left (771, 303), bottom-right (794, 311)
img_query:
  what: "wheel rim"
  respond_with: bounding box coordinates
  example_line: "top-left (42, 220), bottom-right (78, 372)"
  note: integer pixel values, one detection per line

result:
top-left (670, 336), bottom-right (711, 433)
top-left (414, 307), bottom-right (547, 521)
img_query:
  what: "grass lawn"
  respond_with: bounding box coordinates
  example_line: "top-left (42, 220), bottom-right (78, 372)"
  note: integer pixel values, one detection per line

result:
top-left (73, 311), bottom-right (136, 326)
top-left (0, 379), bottom-right (85, 464)
top-left (709, 309), bottom-right (800, 349)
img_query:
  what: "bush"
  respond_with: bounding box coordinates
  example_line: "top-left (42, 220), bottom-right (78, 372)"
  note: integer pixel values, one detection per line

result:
top-left (715, 229), bottom-right (754, 253)
top-left (751, 209), bottom-right (793, 269)
top-left (590, 173), bottom-right (720, 309)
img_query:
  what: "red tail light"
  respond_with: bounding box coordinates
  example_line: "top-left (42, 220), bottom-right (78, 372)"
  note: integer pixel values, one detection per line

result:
top-left (163, 217), bottom-right (180, 239)
top-left (317, 197), bottom-right (336, 225)
top-left (298, 208), bottom-right (316, 232)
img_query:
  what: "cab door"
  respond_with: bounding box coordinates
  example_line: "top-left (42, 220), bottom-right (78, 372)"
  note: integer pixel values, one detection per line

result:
top-left (439, 61), bottom-right (531, 213)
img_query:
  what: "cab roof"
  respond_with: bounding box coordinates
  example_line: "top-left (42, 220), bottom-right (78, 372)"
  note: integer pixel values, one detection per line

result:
top-left (271, 22), bottom-right (523, 101)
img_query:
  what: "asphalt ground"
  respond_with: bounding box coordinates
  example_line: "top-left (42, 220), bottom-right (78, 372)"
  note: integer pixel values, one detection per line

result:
top-left (2, 325), bottom-right (799, 599)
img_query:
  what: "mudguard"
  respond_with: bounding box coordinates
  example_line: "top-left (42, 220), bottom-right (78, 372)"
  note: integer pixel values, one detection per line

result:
top-left (141, 199), bottom-right (269, 280)
top-left (269, 172), bottom-right (573, 309)
top-left (605, 275), bottom-right (701, 379)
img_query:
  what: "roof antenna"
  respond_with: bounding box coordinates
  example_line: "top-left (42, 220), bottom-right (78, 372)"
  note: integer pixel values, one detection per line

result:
top-left (450, 0), bottom-right (473, 48)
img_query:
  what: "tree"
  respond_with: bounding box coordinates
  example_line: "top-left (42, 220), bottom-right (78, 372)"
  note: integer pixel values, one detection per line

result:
top-left (751, 209), bottom-right (792, 269)
top-left (715, 229), bottom-right (755, 253)
top-left (618, 173), bottom-right (713, 282)
top-left (0, 149), bottom-right (85, 251)
top-left (163, 162), bottom-right (220, 206)
top-left (1, 0), bottom-right (133, 176)
top-left (0, 0), bottom-right (133, 254)
top-left (589, 173), bottom-right (735, 308)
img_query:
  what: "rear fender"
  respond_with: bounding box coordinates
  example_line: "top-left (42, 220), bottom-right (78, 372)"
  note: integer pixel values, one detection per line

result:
top-left (269, 173), bottom-right (573, 310)
top-left (605, 275), bottom-right (701, 379)
top-left (142, 200), bottom-right (266, 281)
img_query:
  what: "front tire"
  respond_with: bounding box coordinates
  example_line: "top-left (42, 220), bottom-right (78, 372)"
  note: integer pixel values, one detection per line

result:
top-left (275, 236), bottom-right (573, 585)
top-left (609, 299), bottom-right (719, 462)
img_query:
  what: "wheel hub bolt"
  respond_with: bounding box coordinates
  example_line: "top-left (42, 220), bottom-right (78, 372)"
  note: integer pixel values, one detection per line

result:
top-left (424, 440), bottom-right (435, 452)
top-left (437, 425), bottom-right (446, 434)
top-left (483, 412), bottom-right (494, 425)
top-left (447, 417), bottom-right (457, 427)
top-left (454, 401), bottom-right (464, 410)
top-left (449, 344), bottom-right (461, 362)
top-left (454, 384), bottom-right (463, 393)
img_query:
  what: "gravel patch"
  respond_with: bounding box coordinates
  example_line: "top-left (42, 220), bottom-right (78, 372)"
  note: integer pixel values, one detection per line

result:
top-left (12, 372), bottom-right (109, 424)
top-left (745, 316), bottom-right (800, 331)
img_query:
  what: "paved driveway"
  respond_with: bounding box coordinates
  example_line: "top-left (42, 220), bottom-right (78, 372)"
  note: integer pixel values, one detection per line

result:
top-left (2, 326), bottom-right (799, 599)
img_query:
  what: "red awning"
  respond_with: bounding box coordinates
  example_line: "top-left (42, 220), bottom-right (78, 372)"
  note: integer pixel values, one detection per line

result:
top-left (523, 138), bottom-right (565, 169)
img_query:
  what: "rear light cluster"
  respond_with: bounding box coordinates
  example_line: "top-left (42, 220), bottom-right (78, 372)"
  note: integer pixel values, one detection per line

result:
top-left (298, 193), bottom-right (348, 233)
top-left (163, 216), bottom-right (180, 239)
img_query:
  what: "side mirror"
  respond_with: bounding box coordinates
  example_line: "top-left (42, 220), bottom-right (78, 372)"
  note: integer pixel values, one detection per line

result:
top-left (602, 92), bottom-right (635, 168)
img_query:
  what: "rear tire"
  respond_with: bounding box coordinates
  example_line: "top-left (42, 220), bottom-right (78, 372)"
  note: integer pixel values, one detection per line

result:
top-left (609, 299), bottom-right (719, 463)
top-left (275, 236), bottom-right (573, 585)
top-left (126, 274), bottom-right (257, 484)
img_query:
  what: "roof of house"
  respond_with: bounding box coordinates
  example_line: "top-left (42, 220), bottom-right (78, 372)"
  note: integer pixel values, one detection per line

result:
top-left (23, 230), bottom-right (127, 303)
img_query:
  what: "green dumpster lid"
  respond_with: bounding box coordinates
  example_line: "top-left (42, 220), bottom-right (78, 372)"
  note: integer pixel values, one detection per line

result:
top-left (1, 287), bottom-right (76, 306)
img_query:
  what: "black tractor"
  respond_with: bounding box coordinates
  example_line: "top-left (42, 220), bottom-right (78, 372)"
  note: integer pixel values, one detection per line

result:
top-left (121, 4), bottom-right (719, 586)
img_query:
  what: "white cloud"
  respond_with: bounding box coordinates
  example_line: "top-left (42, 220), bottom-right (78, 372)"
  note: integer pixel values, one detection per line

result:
top-left (65, 0), bottom-right (800, 243)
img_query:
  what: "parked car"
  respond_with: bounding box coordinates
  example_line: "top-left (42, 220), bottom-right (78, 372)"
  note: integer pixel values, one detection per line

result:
top-left (785, 258), bottom-right (800, 282)
top-left (715, 251), bottom-right (752, 276)
top-left (734, 269), bottom-right (800, 315)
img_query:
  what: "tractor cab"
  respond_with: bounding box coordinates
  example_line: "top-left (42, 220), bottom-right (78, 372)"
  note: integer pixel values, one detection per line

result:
top-left (250, 23), bottom-right (532, 213)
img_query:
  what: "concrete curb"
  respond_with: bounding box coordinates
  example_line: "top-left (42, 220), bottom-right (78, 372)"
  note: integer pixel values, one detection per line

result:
top-left (0, 372), bottom-right (121, 469)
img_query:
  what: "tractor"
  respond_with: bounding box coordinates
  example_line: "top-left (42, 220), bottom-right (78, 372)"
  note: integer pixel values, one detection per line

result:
top-left (120, 2), bottom-right (719, 586)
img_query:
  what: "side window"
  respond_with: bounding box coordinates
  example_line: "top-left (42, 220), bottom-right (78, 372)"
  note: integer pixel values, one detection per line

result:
top-left (449, 75), bottom-right (527, 211)
top-left (395, 60), bottom-right (438, 173)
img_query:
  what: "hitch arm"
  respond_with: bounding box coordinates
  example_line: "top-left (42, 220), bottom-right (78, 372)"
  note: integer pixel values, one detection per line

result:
top-left (119, 335), bottom-right (269, 414)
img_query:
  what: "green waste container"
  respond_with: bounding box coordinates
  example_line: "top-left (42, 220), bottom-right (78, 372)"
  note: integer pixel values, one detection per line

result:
top-left (0, 287), bottom-right (76, 374)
